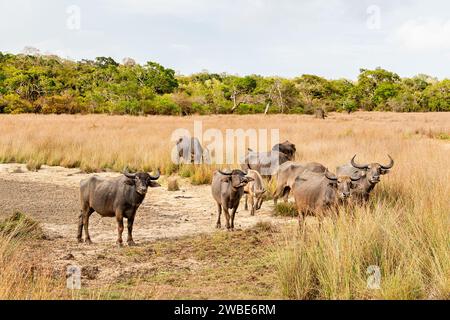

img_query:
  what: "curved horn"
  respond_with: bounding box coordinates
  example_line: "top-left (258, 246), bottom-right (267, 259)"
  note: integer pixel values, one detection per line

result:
top-left (325, 170), bottom-right (337, 181)
top-left (351, 154), bottom-right (369, 170)
top-left (123, 170), bottom-right (136, 179)
top-left (218, 169), bottom-right (232, 176)
top-left (380, 154), bottom-right (394, 169)
top-left (148, 169), bottom-right (160, 180)
top-left (350, 173), bottom-right (361, 181)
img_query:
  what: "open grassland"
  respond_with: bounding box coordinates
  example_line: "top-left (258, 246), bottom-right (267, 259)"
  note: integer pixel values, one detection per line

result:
top-left (0, 112), bottom-right (449, 299)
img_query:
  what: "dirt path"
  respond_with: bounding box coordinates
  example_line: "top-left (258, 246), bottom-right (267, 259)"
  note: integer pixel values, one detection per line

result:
top-left (0, 163), bottom-right (293, 294)
top-left (0, 163), bottom-right (288, 242)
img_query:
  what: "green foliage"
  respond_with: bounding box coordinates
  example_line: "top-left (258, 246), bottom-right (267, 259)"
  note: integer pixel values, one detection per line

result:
top-left (0, 52), bottom-right (448, 115)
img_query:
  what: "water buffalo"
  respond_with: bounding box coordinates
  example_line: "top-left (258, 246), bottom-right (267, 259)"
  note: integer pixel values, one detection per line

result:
top-left (243, 169), bottom-right (266, 216)
top-left (336, 154), bottom-right (394, 202)
top-left (292, 170), bottom-right (361, 224)
top-left (273, 161), bottom-right (327, 205)
top-left (78, 170), bottom-right (160, 246)
top-left (175, 136), bottom-right (210, 164)
top-left (272, 140), bottom-right (296, 161)
top-left (314, 108), bottom-right (327, 119)
top-left (241, 149), bottom-right (289, 177)
top-left (211, 169), bottom-right (253, 230)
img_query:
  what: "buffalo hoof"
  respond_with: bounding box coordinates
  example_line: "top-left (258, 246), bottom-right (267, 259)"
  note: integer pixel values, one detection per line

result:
top-left (216, 223), bottom-right (221, 229)
top-left (127, 241), bottom-right (136, 247)
top-left (77, 238), bottom-right (83, 243)
top-left (85, 239), bottom-right (93, 245)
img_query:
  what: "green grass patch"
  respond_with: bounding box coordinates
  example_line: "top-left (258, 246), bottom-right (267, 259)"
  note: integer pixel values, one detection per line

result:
top-left (273, 202), bottom-right (298, 217)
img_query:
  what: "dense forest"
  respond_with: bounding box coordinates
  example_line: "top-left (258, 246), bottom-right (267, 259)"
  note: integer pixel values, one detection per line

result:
top-left (0, 51), bottom-right (449, 115)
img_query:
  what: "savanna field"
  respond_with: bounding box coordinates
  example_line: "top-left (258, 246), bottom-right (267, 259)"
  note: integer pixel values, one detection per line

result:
top-left (0, 112), bottom-right (449, 299)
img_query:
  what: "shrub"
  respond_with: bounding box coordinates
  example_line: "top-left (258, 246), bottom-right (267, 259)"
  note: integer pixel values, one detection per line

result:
top-left (2, 94), bottom-right (33, 113)
top-left (273, 202), bottom-right (298, 217)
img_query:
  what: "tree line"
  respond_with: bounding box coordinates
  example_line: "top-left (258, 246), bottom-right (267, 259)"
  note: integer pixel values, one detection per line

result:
top-left (0, 51), bottom-right (449, 115)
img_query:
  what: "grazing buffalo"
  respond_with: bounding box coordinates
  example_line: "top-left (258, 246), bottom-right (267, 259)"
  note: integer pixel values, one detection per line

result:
top-left (336, 154), bottom-right (394, 202)
top-left (292, 170), bottom-right (361, 224)
top-left (243, 169), bottom-right (266, 216)
top-left (272, 140), bottom-right (296, 161)
top-left (273, 161), bottom-right (327, 205)
top-left (211, 169), bottom-right (253, 230)
top-left (78, 170), bottom-right (160, 246)
top-left (175, 136), bottom-right (210, 164)
top-left (241, 149), bottom-right (289, 177)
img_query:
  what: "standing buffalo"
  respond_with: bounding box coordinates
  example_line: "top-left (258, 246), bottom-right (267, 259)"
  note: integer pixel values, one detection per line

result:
top-left (292, 170), bottom-right (361, 224)
top-left (78, 170), bottom-right (160, 246)
top-left (272, 140), bottom-right (296, 161)
top-left (175, 136), bottom-right (210, 164)
top-left (273, 161), bottom-right (327, 205)
top-left (243, 169), bottom-right (266, 216)
top-left (314, 108), bottom-right (327, 119)
top-left (211, 169), bottom-right (253, 230)
top-left (241, 149), bottom-right (289, 177)
top-left (336, 154), bottom-right (394, 202)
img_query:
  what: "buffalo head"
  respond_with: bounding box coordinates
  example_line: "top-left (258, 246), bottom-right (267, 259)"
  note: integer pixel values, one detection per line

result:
top-left (219, 169), bottom-right (254, 188)
top-left (351, 154), bottom-right (394, 184)
top-left (325, 170), bottom-right (361, 200)
top-left (124, 169), bottom-right (161, 195)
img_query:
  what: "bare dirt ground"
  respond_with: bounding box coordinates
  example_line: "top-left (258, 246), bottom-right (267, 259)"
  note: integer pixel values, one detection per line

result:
top-left (0, 163), bottom-right (293, 297)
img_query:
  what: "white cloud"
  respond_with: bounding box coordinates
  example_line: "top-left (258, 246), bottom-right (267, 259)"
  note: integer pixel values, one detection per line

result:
top-left (394, 18), bottom-right (450, 51)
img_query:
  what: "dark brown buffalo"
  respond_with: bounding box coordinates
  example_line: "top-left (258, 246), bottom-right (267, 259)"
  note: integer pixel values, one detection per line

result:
top-left (292, 170), bottom-right (361, 224)
top-left (211, 169), bottom-right (253, 230)
top-left (78, 170), bottom-right (160, 246)
top-left (336, 154), bottom-right (394, 202)
top-left (272, 140), bottom-right (296, 161)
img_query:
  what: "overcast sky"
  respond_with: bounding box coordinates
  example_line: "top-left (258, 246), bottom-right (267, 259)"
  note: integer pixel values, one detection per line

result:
top-left (1, 0), bottom-right (449, 79)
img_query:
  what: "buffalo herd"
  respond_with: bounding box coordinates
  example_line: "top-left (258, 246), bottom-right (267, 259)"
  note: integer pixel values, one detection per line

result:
top-left (77, 138), bottom-right (394, 245)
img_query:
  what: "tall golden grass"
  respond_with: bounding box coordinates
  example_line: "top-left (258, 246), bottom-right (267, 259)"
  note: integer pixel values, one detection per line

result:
top-left (0, 213), bottom-right (66, 299)
top-left (0, 112), bottom-right (449, 299)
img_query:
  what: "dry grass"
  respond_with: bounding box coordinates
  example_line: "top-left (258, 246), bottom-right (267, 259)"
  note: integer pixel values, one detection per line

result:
top-left (0, 112), bottom-right (449, 299)
top-left (0, 213), bottom-right (67, 299)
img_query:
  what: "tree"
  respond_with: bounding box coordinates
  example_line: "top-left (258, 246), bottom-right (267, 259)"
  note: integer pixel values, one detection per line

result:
top-left (143, 61), bottom-right (178, 94)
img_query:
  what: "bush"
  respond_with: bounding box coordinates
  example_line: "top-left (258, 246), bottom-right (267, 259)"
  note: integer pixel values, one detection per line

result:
top-left (0, 212), bottom-right (45, 240)
top-left (2, 94), bottom-right (33, 113)
top-left (273, 202), bottom-right (298, 217)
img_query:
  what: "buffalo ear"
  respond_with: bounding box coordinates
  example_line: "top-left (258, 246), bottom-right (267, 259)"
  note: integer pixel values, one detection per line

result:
top-left (149, 181), bottom-right (161, 188)
top-left (124, 178), bottom-right (135, 186)
top-left (221, 176), bottom-right (231, 183)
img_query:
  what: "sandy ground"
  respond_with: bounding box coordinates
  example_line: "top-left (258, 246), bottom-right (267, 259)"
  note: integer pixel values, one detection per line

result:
top-left (0, 163), bottom-right (293, 290)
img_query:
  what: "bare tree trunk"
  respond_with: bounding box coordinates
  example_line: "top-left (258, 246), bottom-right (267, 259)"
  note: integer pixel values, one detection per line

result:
top-left (275, 81), bottom-right (284, 113)
top-left (264, 102), bottom-right (270, 115)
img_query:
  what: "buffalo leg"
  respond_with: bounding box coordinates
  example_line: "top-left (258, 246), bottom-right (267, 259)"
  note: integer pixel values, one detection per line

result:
top-left (273, 184), bottom-right (285, 205)
top-left (77, 210), bottom-right (84, 243)
top-left (249, 195), bottom-right (255, 216)
top-left (222, 207), bottom-right (231, 230)
top-left (282, 187), bottom-right (290, 203)
top-left (216, 203), bottom-right (222, 228)
top-left (127, 216), bottom-right (136, 246)
top-left (230, 207), bottom-right (238, 230)
top-left (115, 211), bottom-right (124, 246)
top-left (244, 194), bottom-right (248, 211)
top-left (82, 208), bottom-right (94, 244)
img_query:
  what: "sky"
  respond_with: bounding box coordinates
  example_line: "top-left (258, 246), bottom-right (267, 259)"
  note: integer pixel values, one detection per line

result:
top-left (1, 0), bottom-right (450, 79)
